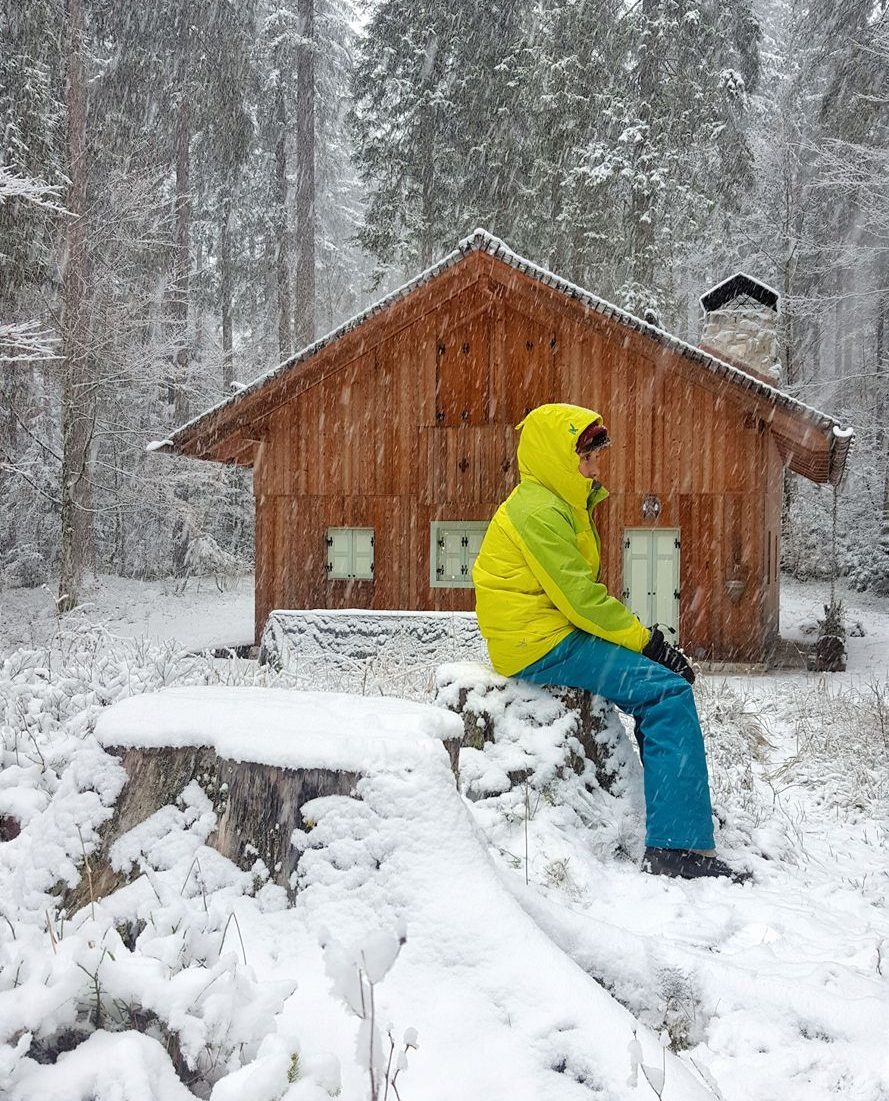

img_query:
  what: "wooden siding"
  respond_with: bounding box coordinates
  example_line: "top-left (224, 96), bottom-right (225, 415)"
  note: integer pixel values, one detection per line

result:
top-left (251, 259), bottom-right (788, 659)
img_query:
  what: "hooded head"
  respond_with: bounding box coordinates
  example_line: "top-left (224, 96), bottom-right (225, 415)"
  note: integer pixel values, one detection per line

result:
top-left (515, 403), bottom-right (606, 508)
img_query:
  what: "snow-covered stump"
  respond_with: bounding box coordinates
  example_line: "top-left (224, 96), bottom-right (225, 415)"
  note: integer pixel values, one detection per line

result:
top-left (435, 662), bottom-right (635, 796)
top-left (80, 686), bottom-right (463, 911)
top-left (70, 744), bottom-right (360, 909)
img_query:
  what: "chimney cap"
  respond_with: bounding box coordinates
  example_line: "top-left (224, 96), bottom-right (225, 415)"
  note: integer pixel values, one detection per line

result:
top-left (700, 272), bottom-right (779, 313)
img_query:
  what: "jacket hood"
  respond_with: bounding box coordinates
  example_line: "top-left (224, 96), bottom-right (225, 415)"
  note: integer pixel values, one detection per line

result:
top-left (516, 403), bottom-right (605, 509)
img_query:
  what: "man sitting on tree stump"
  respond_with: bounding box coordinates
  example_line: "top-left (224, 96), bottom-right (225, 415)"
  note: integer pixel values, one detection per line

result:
top-left (472, 403), bottom-right (749, 883)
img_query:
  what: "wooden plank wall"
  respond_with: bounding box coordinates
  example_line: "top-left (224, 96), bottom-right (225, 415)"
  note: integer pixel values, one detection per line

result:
top-left (253, 267), bottom-right (776, 659)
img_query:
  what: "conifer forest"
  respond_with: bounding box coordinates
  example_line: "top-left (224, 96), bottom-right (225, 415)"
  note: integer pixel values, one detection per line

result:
top-left (1, 0), bottom-right (888, 608)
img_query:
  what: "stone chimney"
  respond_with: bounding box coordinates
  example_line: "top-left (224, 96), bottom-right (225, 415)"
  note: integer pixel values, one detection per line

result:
top-left (699, 272), bottom-right (780, 385)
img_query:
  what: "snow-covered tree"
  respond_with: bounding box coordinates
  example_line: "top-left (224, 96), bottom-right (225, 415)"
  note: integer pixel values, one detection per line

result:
top-left (350, 0), bottom-right (528, 279)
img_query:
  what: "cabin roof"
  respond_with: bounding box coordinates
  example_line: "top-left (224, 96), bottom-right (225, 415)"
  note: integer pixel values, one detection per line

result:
top-left (700, 271), bottom-right (780, 313)
top-left (154, 228), bottom-right (852, 485)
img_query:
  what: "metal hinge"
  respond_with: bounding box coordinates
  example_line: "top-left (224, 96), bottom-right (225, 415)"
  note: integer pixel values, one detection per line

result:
top-left (461, 564), bottom-right (468, 575)
top-left (461, 536), bottom-right (469, 547)
top-left (326, 536), bottom-right (333, 547)
top-left (624, 538), bottom-right (630, 549)
top-left (674, 538), bottom-right (681, 549)
top-left (436, 565), bottom-right (444, 577)
top-left (674, 589), bottom-right (680, 600)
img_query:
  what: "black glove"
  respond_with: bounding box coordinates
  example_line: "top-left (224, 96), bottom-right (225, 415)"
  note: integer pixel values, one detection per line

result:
top-left (642, 626), bottom-right (696, 684)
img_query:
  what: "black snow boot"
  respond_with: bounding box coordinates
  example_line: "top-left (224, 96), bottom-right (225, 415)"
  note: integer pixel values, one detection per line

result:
top-left (642, 847), bottom-right (752, 884)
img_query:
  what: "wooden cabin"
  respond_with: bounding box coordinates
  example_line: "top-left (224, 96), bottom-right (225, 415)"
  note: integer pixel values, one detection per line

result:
top-left (158, 230), bottom-right (852, 663)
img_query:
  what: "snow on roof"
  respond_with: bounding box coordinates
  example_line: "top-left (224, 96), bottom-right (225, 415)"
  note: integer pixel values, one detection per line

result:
top-left (94, 686), bottom-right (463, 774)
top-left (158, 229), bottom-right (849, 451)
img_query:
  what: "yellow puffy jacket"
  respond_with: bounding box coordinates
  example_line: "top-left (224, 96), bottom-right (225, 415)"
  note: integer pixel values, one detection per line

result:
top-left (472, 403), bottom-right (650, 676)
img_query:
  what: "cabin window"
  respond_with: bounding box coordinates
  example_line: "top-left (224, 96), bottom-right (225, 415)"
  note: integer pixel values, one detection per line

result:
top-left (326, 527), bottom-right (374, 580)
top-left (429, 521), bottom-right (488, 588)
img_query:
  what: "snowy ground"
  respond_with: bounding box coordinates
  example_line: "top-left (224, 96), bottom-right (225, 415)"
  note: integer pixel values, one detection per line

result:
top-left (0, 574), bottom-right (887, 1100)
top-left (0, 574), bottom-right (255, 654)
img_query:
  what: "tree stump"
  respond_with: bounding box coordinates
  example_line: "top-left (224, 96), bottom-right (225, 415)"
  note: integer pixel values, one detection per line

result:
top-left (554, 685), bottom-right (625, 793)
top-left (74, 685), bottom-right (464, 915)
top-left (437, 664), bottom-right (630, 795)
top-left (64, 745), bottom-right (360, 913)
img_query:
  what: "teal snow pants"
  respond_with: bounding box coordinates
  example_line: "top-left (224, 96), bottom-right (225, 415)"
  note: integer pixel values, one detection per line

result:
top-left (517, 629), bottom-right (715, 850)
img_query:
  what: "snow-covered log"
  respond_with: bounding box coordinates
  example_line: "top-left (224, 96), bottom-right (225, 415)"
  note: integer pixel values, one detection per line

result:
top-left (259, 609), bottom-right (487, 697)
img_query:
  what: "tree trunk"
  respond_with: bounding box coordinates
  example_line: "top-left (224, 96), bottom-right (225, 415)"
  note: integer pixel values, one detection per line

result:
top-left (629, 0), bottom-right (658, 300)
top-left (58, 0), bottom-right (95, 615)
top-left (877, 276), bottom-right (889, 591)
top-left (172, 93), bottom-right (191, 425)
top-left (780, 140), bottom-right (802, 553)
top-left (220, 190), bottom-right (234, 391)
top-left (170, 88), bottom-right (192, 579)
top-left (294, 0), bottom-right (315, 348)
top-left (274, 50), bottom-right (292, 361)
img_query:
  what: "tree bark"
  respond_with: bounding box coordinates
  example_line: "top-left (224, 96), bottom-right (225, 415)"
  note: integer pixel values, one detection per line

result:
top-left (58, 0), bottom-right (95, 614)
top-left (877, 276), bottom-right (889, 591)
top-left (220, 190), bottom-right (234, 391)
top-left (170, 71), bottom-right (193, 580)
top-left (294, 0), bottom-right (315, 348)
top-left (62, 745), bottom-right (362, 912)
top-left (629, 0), bottom-right (658, 299)
top-left (780, 138), bottom-right (802, 549)
top-left (275, 48), bottom-right (292, 361)
top-left (172, 93), bottom-right (191, 425)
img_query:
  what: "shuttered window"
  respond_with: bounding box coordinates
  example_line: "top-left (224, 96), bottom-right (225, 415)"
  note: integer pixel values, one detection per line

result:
top-left (430, 521), bottom-right (488, 588)
top-left (326, 528), bottom-right (375, 580)
top-left (621, 528), bottom-right (681, 636)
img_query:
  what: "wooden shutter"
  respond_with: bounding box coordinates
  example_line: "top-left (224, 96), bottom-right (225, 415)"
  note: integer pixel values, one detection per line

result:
top-left (352, 528), bottom-right (375, 580)
top-left (327, 528), bottom-right (352, 579)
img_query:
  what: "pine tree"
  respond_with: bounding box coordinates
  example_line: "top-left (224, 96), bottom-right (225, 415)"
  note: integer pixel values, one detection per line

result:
top-left (809, 5), bottom-right (889, 591)
top-left (350, 0), bottom-right (529, 278)
top-left (613, 0), bottom-right (760, 319)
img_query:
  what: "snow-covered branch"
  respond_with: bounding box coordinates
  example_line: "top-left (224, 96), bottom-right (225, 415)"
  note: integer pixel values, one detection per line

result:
top-left (0, 320), bottom-right (60, 363)
top-left (0, 165), bottom-right (65, 212)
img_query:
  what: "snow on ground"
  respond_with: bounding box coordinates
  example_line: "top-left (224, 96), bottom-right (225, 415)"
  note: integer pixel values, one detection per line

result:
top-left (0, 573), bottom-right (887, 1100)
top-left (0, 574), bottom-right (255, 654)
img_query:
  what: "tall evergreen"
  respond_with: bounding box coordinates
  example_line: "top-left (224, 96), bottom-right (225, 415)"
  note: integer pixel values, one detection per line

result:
top-left (350, 0), bottom-right (528, 278)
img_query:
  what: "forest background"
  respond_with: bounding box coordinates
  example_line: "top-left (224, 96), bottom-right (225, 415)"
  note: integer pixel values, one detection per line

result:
top-left (1, 0), bottom-right (887, 613)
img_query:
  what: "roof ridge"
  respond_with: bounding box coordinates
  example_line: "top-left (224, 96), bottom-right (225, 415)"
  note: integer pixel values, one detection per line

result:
top-left (160, 231), bottom-right (850, 452)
